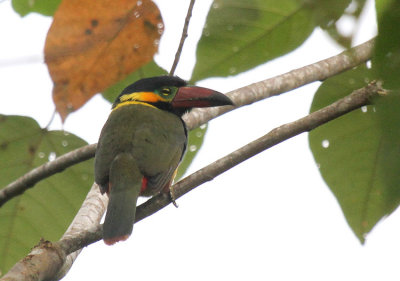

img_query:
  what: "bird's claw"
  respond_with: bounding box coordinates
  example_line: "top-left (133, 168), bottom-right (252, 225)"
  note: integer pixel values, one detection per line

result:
top-left (169, 188), bottom-right (179, 208)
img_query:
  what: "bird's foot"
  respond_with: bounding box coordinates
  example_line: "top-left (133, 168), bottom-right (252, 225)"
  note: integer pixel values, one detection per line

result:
top-left (169, 187), bottom-right (179, 208)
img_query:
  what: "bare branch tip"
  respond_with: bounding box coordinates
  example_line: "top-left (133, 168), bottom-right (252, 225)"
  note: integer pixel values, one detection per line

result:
top-left (169, 0), bottom-right (196, 76)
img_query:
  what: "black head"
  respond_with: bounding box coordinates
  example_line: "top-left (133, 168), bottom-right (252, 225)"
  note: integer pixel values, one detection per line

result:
top-left (112, 75), bottom-right (234, 117)
top-left (119, 76), bottom-right (187, 97)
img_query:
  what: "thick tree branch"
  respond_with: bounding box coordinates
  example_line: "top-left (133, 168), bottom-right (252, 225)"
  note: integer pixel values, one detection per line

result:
top-left (169, 0), bottom-right (196, 76)
top-left (0, 82), bottom-right (382, 281)
top-left (0, 39), bottom-right (375, 207)
top-left (0, 183), bottom-right (106, 281)
top-left (51, 183), bottom-right (108, 280)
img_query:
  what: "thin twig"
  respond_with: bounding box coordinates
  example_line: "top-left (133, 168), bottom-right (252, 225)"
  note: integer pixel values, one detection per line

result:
top-left (0, 82), bottom-right (381, 281)
top-left (169, 0), bottom-right (196, 76)
top-left (0, 144), bottom-right (96, 207)
top-left (0, 39), bottom-right (375, 207)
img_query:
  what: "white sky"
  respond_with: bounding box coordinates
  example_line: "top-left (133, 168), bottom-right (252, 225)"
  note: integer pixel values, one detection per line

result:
top-left (2, 0), bottom-right (400, 280)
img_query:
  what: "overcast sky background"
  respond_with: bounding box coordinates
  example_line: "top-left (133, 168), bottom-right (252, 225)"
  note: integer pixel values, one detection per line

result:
top-left (1, 0), bottom-right (400, 280)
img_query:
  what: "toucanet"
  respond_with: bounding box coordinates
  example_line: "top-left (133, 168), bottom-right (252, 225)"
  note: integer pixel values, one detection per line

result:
top-left (94, 75), bottom-right (233, 245)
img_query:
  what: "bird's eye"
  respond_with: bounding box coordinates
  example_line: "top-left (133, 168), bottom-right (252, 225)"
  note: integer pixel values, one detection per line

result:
top-left (161, 88), bottom-right (171, 96)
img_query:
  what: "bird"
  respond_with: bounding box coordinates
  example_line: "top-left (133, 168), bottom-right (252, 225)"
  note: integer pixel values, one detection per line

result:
top-left (94, 75), bottom-right (233, 245)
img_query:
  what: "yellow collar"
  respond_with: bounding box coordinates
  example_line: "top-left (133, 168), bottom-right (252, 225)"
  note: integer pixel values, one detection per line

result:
top-left (112, 100), bottom-right (157, 111)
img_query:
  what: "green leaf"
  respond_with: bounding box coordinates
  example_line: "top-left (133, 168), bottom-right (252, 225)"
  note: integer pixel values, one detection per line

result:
top-left (304, 0), bottom-right (351, 28)
top-left (317, 0), bottom-right (367, 48)
top-left (191, 0), bottom-right (316, 82)
top-left (374, 0), bottom-right (400, 89)
top-left (375, 0), bottom-right (393, 14)
top-left (0, 115), bottom-right (92, 274)
top-left (102, 61), bottom-right (167, 104)
top-left (12, 0), bottom-right (61, 16)
top-left (175, 125), bottom-right (208, 181)
top-left (309, 66), bottom-right (400, 243)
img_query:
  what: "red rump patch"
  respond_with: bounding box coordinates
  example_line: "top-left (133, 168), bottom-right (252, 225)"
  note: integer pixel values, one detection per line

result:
top-left (141, 177), bottom-right (148, 193)
top-left (106, 182), bottom-right (112, 196)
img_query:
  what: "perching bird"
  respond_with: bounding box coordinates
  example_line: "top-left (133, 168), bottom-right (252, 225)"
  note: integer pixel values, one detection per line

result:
top-left (94, 75), bottom-right (233, 245)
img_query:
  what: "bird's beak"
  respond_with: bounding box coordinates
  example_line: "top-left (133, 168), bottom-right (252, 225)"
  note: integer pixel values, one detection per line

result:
top-left (171, 86), bottom-right (234, 108)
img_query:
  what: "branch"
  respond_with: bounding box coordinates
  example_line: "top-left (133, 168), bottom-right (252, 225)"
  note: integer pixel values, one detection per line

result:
top-left (51, 183), bottom-right (108, 280)
top-left (184, 38), bottom-right (375, 130)
top-left (0, 39), bottom-right (375, 207)
top-left (169, 0), bottom-right (196, 76)
top-left (0, 144), bottom-right (96, 207)
top-left (138, 82), bottom-right (382, 217)
top-left (0, 82), bottom-right (382, 281)
top-left (0, 183), bottom-right (106, 281)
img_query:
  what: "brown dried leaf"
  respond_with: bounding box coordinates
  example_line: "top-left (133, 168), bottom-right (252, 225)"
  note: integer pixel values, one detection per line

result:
top-left (44, 0), bottom-right (164, 121)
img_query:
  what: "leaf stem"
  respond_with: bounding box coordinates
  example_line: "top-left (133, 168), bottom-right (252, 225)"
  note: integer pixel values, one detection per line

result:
top-left (44, 109), bottom-right (57, 129)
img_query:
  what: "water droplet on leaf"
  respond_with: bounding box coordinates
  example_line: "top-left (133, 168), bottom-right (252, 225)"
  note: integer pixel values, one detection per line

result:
top-left (189, 145), bottom-right (197, 152)
top-left (48, 152), bottom-right (56, 161)
top-left (361, 106), bottom-right (368, 113)
top-left (322, 139), bottom-right (330, 148)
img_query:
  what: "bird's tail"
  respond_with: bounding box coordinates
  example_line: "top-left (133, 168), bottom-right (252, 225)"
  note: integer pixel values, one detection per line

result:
top-left (103, 153), bottom-right (142, 245)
